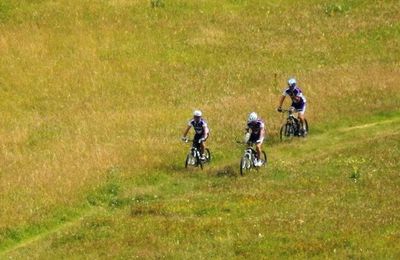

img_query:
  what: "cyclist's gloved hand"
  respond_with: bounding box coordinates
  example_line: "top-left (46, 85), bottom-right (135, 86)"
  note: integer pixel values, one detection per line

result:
top-left (198, 138), bottom-right (206, 144)
top-left (256, 139), bottom-right (262, 144)
top-left (277, 107), bottom-right (282, 112)
top-left (181, 136), bottom-right (188, 142)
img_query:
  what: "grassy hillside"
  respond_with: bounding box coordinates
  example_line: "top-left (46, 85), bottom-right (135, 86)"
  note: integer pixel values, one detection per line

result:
top-left (1, 0), bottom-right (399, 258)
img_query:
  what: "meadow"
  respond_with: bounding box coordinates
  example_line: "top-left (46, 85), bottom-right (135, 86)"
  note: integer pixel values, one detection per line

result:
top-left (0, 0), bottom-right (399, 258)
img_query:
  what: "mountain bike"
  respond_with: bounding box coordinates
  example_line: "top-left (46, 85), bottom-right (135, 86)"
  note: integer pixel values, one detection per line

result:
top-left (279, 107), bottom-right (309, 141)
top-left (184, 139), bottom-right (211, 170)
top-left (238, 142), bottom-right (267, 176)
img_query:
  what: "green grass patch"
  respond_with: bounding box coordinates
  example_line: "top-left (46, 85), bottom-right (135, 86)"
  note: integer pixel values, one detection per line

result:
top-left (1, 0), bottom-right (399, 258)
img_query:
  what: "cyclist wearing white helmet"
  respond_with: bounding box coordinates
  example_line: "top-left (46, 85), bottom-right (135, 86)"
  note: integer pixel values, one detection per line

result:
top-left (245, 112), bottom-right (265, 167)
top-left (277, 77), bottom-right (308, 136)
top-left (182, 110), bottom-right (210, 160)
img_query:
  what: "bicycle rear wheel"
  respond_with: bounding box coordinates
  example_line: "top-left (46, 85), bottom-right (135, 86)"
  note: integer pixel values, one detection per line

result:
top-left (197, 155), bottom-right (203, 169)
top-left (240, 156), bottom-right (252, 176)
top-left (304, 119), bottom-right (309, 133)
top-left (298, 119), bottom-right (309, 137)
top-left (204, 148), bottom-right (211, 163)
top-left (261, 151), bottom-right (267, 166)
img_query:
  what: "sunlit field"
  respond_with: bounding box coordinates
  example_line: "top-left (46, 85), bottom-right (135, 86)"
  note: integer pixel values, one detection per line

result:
top-left (1, 0), bottom-right (399, 258)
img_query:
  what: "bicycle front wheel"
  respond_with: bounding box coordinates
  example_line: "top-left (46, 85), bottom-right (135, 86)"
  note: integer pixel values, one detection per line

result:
top-left (240, 156), bottom-right (252, 176)
top-left (280, 123), bottom-right (294, 141)
top-left (185, 153), bottom-right (195, 168)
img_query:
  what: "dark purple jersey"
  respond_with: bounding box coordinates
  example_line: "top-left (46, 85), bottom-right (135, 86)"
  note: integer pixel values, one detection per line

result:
top-left (283, 86), bottom-right (307, 104)
top-left (188, 118), bottom-right (208, 135)
top-left (247, 119), bottom-right (265, 135)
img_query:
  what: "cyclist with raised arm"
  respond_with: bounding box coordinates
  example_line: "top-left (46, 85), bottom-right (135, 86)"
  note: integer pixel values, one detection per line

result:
top-left (182, 110), bottom-right (209, 160)
top-left (245, 112), bottom-right (265, 167)
top-left (277, 77), bottom-right (308, 136)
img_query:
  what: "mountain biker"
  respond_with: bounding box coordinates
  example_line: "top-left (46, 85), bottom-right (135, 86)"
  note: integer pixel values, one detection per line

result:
top-left (277, 77), bottom-right (308, 136)
top-left (245, 112), bottom-right (265, 167)
top-left (182, 110), bottom-right (210, 160)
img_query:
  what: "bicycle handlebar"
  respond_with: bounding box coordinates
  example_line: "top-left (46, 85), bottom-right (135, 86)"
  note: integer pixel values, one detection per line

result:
top-left (278, 107), bottom-right (298, 113)
top-left (236, 140), bottom-right (259, 146)
top-left (182, 139), bottom-right (204, 144)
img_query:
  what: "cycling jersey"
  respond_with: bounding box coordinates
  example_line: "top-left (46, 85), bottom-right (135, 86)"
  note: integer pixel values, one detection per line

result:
top-left (188, 119), bottom-right (208, 136)
top-left (247, 119), bottom-right (265, 144)
top-left (247, 119), bottom-right (265, 135)
top-left (283, 86), bottom-right (307, 112)
top-left (283, 86), bottom-right (307, 104)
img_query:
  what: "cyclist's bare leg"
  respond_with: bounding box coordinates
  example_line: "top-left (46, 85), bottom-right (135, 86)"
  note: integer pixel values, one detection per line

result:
top-left (298, 113), bottom-right (306, 132)
top-left (255, 143), bottom-right (262, 160)
top-left (200, 134), bottom-right (209, 157)
top-left (200, 142), bottom-right (205, 156)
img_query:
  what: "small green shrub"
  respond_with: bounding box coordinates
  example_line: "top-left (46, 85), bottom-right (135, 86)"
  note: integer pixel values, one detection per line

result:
top-left (324, 3), bottom-right (351, 16)
top-left (0, 1), bottom-right (12, 23)
top-left (151, 0), bottom-right (165, 8)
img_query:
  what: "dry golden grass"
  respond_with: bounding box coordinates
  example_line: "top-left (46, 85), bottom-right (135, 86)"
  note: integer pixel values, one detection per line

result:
top-left (0, 0), bottom-right (399, 257)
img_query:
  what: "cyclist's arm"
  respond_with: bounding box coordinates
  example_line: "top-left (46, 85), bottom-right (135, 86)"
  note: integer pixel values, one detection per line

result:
top-left (182, 125), bottom-right (191, 138)
top-left (202, 125), bottom-right (209, 139)
top-left (261, 126), bottom-right (266, 139)
top-left (258, 127), bottom-right (265, 143)
top-left (278, 95), bottom-right (286, 108)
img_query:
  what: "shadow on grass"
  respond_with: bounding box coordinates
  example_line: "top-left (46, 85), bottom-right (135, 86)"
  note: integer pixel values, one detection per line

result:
top-left (131, 203), bottom-right (168, 217)
top-left (164, 162), bottom-right (205, 174)
top-left (214, 166), bottom-right (238, 178)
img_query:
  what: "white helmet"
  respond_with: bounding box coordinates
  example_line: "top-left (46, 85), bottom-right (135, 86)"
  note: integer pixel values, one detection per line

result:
top-left (193, 110), bottom-right (202, 117)
top-left (247, 112), bottom-right (258, 122)
top-left (288, 78), bottom-right (297, 88)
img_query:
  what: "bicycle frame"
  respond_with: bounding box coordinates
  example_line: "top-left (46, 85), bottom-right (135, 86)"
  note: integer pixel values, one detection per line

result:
top-left (243, 146), bottom-right (257, 164)
top-left (184, 139), bottom-right (211, 169)
top-left (190, 146), bottom-right (201, 160)
top-left (285, 108), bottom-right (300, 125)
top-left (188, 140), bottom-right (203, 160)
top-left (282, 108), bottom-right (301, 135)
top-left (239, 142), bottom-right (267, 175)
top-left (279, 107), bottom-right (309, 140)
top-left (184, 140), bottom-right (202, 168)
